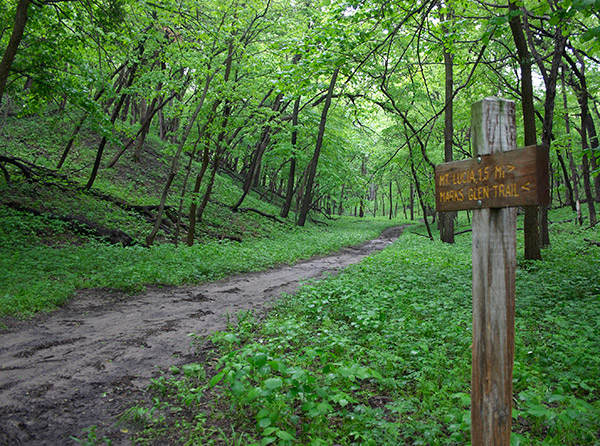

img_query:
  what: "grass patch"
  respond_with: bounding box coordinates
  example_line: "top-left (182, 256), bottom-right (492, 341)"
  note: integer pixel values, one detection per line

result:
top-left (0, 214), bottom-right (400, 319)
top-left (131, 210), bottom-right (600, 445)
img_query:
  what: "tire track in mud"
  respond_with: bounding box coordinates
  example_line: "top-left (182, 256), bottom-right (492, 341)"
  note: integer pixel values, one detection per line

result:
top-left (0, 226), bottom-right (405, 445)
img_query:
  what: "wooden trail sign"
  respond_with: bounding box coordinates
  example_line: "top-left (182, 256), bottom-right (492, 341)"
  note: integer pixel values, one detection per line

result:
top-left (435, 145), bottom-right (550, 212)
top-left (434, 98), bottom-right (550, 446)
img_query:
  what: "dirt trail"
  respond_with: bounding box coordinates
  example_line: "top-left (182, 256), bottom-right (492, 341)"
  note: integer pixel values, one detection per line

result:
top-left (0, 226), bottom-right (405, 445)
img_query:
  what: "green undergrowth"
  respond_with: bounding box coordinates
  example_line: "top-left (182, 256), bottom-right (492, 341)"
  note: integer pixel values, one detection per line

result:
top-left (131, 212), bottom-right (600, 445)
top-left (1, 112), bottom-right (300, 245)
top-left (0, 215), bottom-right (399, 319)
top-left (1, 114), bottom-right (408, 320)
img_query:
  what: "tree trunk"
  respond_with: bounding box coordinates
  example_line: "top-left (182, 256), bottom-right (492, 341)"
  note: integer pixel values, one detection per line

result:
top-left (408, 138), bottom-right (432, 239)
top-left (281, 96), bottom-right (301, 218)
top-left (146, 84), bottom-right (210, 246)
top-left (185, 145), bottom-right (211, 246)
top-left (233, 93), bottom-right (283, 211)
top-left (409, 182), bottom-right (414, 221)
top-left (389, 180), bottom-right (393, 220)
top-left (535, 27), bottom-right (566, 247)
top-left (562, 65), bottom-right (582, 218)
top-left (509, 0), bottom-right (541, 260)
top-left (298, 67), bottom-right (339, 226)
top-left (440, 31), bottom-right (455, 243)
top-left (585, 113), bottom-right (600, 202)
top-left (566, 51), bottom-right (597, 225)
top-left (0, 0), bottom-right (31, 105)
top-left (85, 65), bottom-right (138, 190)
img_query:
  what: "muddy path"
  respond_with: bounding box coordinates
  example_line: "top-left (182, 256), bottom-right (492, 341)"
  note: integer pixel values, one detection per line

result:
top-left (0, 226), bottom-right (406, 445)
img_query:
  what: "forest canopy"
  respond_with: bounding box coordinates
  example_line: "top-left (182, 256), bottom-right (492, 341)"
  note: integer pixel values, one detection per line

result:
top-left (1, 0), bottom-right (599, 251)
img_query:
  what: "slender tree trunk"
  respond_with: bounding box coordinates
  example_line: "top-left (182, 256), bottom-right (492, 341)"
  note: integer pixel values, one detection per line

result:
top-left (281, 96), bottom-right (301, 218)
top-left (108, 87), bottom-right (182, 168)
top-left (407, 136), bottom-right (432, 239)
top-left (566, 52), bottom-right (597, 225)
top-left (133, 94), bottom-right (160, 162)
top-left (85, 65), bottom-right (138, 190)
top-left (389, 180), bottom-right (393, 220)
top-left (536, 28), bottom-right (566, 247)
top-left (562, 65), bottom-right (581, 217)
top-left (185, 145), bottom-right (211, 246)
top-left (372, 186), bottom-right (377, 218)
top-left (233, 93), bottom-right (283, 211)
top-left (0, 0), bottom-right (31, 105)
top-left (440, 33), bottom-right (455, 243)
top-left (174, 142), bottom-right (199, 245)
top-left (557, 150), bottom-right (574, 208)
top-left (509, 0), bottom-right (541, 259)
top-left (298, 67), bottom-right (339, 226)
top-left (57, 63), bottom-right (126, 169)
top-left (192, 42), bottom-right (236, 235)
top-left (585, 113), bottom-right (600, 202)
top-left (146, 87), bottom-right (210, 246)
top-left (410, 182), bottom-right (414, 220)
top-left (580, 127), bottom-right (597, 225)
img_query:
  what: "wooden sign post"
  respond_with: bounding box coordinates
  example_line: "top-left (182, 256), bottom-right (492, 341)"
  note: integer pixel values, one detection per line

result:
top-left (434, 98), bottom-right (549, 445)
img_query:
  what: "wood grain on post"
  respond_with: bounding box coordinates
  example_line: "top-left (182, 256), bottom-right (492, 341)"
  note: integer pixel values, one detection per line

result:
top-left (470, 98), bottom-right (516, 446)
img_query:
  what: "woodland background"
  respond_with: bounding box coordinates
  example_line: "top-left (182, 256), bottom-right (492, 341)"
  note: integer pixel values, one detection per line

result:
top-left (1, 0), bottom-right (600, 445)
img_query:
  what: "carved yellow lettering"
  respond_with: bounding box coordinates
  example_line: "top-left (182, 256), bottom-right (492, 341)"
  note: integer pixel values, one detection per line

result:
top-left (495, 165), bottom-right (503, 180)
top-left (468, 188), bottom-right (475, 200)
top-left (468, 170), bottom-right (476, 183)
top-left (499, 184), bottom-right (505, 197)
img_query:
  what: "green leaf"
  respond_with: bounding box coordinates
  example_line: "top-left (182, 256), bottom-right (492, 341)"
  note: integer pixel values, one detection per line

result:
top-left (264, 377), bottom-right (283, 390)
top-left (276, 430), bottom-right (296, 441)
top-left (527, 404), bottom-right (552, 418)
top-left (253, 352), bottom-right (268, 368)
top-left (258, 417), bottom-right (272, 428)
top-left (209, 372), bottom-right (225, 387)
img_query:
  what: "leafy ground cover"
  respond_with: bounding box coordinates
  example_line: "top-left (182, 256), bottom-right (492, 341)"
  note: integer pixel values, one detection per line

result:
top-left (0, 212), bottom-right (398, 319)
top-left (2, 114), bottom-right (405, 321)
top-left (129, 211), bottom-right (600, 445)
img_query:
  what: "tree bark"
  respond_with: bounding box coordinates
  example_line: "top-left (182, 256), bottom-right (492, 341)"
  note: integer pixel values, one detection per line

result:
top-left (406, 123), bottom-right (432, 239)
top-left (191, 41), bottom-right (236, 237)
top-left (535, 27), bottom-right (566, 247)
top-left (146, 84), bottom-right (209, 246)
top-left (0, 0), bottom-right (31, 105)
top-left (298, 67), bottom-right (339, 227)
top-left (281, 96), bottom-right (301, 218)
top-left (566, 51), bottom-right (597, 225)
top-left (232, 93), bottom-right (282, 211)
top-left (585, 113), bottom-right (600, 202)
top-left (389, 180), bottom-right (393, 220)
top-left (57, 60), bottom-right (127, 170)
top-left (509, 0), bottom-right (541, 260)
top-left (561, 65), bottom-right (581, 217)
top-left (440, 29), bottom-right (455, 243)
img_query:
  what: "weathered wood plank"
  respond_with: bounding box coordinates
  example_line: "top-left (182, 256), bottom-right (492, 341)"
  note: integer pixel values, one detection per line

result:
top-left (434, 145), bottom-right (550, 212)
top-left (470, 97), bottom-right (516, 446)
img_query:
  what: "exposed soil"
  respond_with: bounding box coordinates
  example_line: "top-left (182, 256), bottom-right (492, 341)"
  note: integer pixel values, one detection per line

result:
top-left (0, 226), bottom-right (406, 445)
